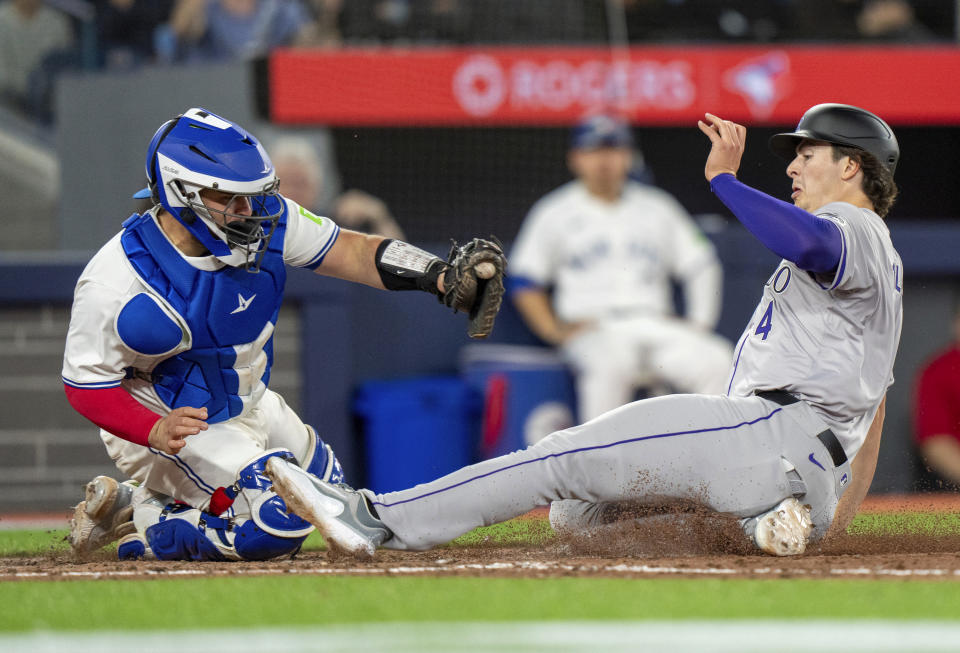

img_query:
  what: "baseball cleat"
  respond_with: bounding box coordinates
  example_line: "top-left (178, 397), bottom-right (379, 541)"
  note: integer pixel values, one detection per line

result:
top-left (69, 476), bottom-right (137, 554)
top-left (265, 456), bottom-right (390, 560)
top-left (753, 497), bottom-right (814, 556)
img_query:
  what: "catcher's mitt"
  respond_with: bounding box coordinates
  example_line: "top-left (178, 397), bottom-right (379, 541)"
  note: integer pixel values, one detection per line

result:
top-left (440, 237), bottom-right (506, 339)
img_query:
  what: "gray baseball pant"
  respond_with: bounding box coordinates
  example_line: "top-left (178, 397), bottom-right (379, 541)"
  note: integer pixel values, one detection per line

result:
top-left (368, 393), bottom-right (851, 550)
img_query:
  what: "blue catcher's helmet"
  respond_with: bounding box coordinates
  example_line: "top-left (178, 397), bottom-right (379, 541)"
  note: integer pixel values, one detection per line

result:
top-left (134, 108), bottom-right (284, 272)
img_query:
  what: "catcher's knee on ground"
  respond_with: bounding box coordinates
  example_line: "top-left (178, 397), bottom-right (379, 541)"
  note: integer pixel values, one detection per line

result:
top-left (129, 446), bottom-right (344, 561)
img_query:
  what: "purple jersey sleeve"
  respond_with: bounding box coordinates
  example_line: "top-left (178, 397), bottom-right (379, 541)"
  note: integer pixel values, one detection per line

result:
top-left (710, 173), bottom-right (842, 273)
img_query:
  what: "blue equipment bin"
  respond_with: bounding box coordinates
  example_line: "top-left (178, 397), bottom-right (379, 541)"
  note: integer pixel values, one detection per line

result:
top-left (459, 344), bottom-right (576, 460)
top-left (354, 375), bottom-right (478, 494)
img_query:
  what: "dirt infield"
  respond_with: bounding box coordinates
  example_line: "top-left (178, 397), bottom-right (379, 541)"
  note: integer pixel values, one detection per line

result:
top-left (3, 535), bottom-right (960, 582)
top-left (3, 495), bottom-right (958, 582)
top-left (3, 528), bottom-right (960, 582)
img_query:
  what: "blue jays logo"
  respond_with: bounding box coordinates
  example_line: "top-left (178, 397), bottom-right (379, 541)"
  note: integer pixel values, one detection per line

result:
top-left (723, 52), bottom-right (791, 120)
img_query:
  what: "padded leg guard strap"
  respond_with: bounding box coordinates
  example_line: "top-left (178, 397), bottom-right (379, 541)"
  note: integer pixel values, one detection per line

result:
top-left (140, 501), bottom-right (309, 562)
top-left (235, 449), bottom-right (315, 539)
top-left (129, 450), bottom-right (324, 562)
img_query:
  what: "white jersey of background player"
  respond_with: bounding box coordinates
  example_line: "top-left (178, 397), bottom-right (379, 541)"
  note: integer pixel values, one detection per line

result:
top-left (266, 104), bottom-right (903, 559)
top-left (510, 114), bottom-right (733, 421)
top-left (63, 107), bottom-right (503, 561)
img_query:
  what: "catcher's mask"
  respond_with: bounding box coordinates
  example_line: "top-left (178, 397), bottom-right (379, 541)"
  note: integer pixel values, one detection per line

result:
top-left (134, 107), bottom-right (284, 273)
top-left (769, 103), bottom-right (899, 175)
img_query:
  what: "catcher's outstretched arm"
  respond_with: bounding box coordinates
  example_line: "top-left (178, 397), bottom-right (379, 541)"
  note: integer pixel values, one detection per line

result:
top-left (317, 230), bottom-right (507, 338)
top-left (314, 230), bottom-right (407, 289)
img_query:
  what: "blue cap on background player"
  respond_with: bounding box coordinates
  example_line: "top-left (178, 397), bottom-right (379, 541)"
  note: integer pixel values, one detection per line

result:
top-left (570, 114), bottom-right (634, 150)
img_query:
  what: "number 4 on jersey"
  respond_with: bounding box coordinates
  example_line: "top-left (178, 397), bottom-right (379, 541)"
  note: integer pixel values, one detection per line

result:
top-left (755, 301), bottom-right (773, 340)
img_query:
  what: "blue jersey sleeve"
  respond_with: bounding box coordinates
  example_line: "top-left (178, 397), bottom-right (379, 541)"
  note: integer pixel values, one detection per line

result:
top-left (710, 174), bottom-right (842, 273)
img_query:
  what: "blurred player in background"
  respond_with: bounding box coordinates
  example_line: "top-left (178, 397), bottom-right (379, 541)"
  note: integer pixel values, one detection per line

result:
top-left (913, 303), bottom-right (960, 489)
top-left (265, 103), bottom-right (903, 559)
top-left (510, 114), bottom-right (732, 421)
top-left (63, 107), bottom-right (504, 561)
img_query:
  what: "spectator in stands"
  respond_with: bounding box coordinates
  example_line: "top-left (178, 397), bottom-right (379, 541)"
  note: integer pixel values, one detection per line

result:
top-left (268, 134), bottom-right (404, 238)
top-left (0, 0), bottom-right (74, 116)
top-left (164, 0), bottom-right (310, 62)
top-left (334, 189), bottom-right (406, 240)
top-left (913, 303), bottom-right (960, 490)
top-left (269, 134), bottom-right (340, 216)
top-left (622, 0), bottom-right (794, 43)
top-left (295, 0), bottom-right (343, 48)
top-left (775, 0), bottom-right (862, 42)
top-left (340, 0), bottom-right (469, 44)
top-left (855, 0), bottom-right (939, 42)
top-left (509, 114), bottom-right (732, 422)
top-left (620, 0), bottom-right (943, 44)
top-left (95, 0), bottom-right (176, 69)
top-left (471, 0), bottom-right (604, 44)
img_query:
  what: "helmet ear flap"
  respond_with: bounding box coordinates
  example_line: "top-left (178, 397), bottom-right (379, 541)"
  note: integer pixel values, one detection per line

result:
top-left (148, 178), bottom-right (160, 205)
top-left (145, 114), bottom-right (183, 205)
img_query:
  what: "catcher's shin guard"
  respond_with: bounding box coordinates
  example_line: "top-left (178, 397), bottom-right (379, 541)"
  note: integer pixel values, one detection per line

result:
top-left (134, 450), bottom-right (322, 561)
top-left (303, 426), bottom-right (345, 485)
top-left (117, 532), bottom-right (154, 560)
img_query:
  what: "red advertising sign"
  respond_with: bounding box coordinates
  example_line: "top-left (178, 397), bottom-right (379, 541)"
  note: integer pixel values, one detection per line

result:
top-left (269, 46), bottom-right (960, 126)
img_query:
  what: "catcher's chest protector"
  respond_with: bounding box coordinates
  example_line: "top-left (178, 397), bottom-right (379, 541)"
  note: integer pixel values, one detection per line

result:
top-left (118, 212), bottom-right (287, 422)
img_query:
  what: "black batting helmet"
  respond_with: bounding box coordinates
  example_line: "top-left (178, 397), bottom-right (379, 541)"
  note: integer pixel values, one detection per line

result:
top-left (769, 103), bottom-right (899, 175)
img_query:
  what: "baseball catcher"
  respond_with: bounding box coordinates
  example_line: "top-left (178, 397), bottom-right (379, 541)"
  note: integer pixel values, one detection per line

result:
top-left (64, 107), bottom-right (507, 562)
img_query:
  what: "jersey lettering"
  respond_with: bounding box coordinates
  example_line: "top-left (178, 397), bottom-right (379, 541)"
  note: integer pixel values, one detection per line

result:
top-left (892, 263), bottom-right (902, 293)
top-left (755, 301), bottom-right (773, 340)
top-left (772, 266), bottom-right (791, 293)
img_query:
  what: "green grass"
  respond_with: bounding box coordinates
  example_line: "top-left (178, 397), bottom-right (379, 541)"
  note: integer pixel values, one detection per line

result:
top-left (2, 576), bottom-right (960, 631)
top-left (0, 529), bottom-right (69, 557)
top-left (848, 511), bottom-right (960, 536)
top-left (1, 511), bottom-right (959, 633)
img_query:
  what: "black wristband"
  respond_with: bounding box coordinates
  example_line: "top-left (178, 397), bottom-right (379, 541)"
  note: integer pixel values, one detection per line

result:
top-left (375, 239), bottom-right (445, 296)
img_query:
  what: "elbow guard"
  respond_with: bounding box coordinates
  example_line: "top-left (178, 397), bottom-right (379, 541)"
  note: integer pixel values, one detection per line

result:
top-left (375, 239), bottom-right (447, 296)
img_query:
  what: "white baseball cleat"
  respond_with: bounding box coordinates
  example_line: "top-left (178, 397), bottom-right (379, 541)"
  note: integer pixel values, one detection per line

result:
top-left (265, 457), bottom-right (390, 560)
top-left (753, 497), bottom-right (814, 556)
top-left (69, 476), bottom-right (138, 554)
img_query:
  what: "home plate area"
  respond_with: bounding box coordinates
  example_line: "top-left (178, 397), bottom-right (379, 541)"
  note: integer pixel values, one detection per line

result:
top-left (4, 529), bottom-right (960, 582)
